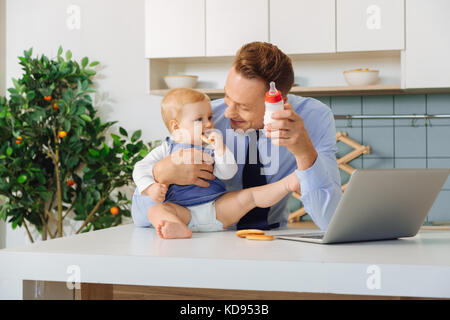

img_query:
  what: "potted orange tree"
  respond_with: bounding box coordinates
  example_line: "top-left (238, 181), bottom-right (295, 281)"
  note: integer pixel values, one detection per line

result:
top-left (0, 47), bottom-right (158, 242)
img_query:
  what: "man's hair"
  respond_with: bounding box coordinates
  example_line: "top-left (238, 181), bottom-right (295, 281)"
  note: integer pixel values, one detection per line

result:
top-left (233, 42), bottom-right (294, 96)
top-left (161, 88), bottom-right (210, 132)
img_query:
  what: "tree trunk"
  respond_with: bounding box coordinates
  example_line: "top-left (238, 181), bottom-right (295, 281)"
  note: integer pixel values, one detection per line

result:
top-left (42, 222), bottom-right (47, 241)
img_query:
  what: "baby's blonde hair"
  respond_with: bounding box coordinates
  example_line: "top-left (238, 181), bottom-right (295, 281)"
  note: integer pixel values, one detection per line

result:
top-left (161, 88), bottom-right (210, 132)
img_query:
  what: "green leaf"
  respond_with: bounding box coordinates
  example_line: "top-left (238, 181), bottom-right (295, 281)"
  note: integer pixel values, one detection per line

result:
top-left (67, 156), bottom-right (79, 168)
top-left (89, 61), bottom-right (99, 67)
top-left (65, 50), bottom-right (72, 61)
top-left (119, 127), bottom-right (128, 137)
top-left (17, 174), bottom-right (27, 183)
top-left (36, 172), bottom-right (46, 184)
top-left (84, 69), bottom-right (96, 76)
top-left (88, 148), bottom-right (99, 157)
top-left (26, 91), bottom-right (36, 101)
top-left (81, 80), bottom-right (89, 91)
top-left (24, 48), bottom-right (33, 59)
top-left (6, 147), bottom-right (13, 156)
top-left (12, 78), bottom-right (20, 90)
top-left (111, 134), bottom-right (122, 146)
top-left (101, 142), bottom-right (110, 157)
top-left (139, 148), bottom-right (148, 157)
top-left (81, 57), bottom-right (89, 68)
top-left (80, 114), bottom-right (92, 122)
top-left (131, 130), bottom-right (142, 143)
top-left (64, 119), bottom-right (71, 132)
top-left (57, 46), bottom-right (63, 56)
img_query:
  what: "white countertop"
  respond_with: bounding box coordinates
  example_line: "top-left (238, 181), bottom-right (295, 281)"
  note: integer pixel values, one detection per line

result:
top-left (1, 224), bottom-right (450, 298)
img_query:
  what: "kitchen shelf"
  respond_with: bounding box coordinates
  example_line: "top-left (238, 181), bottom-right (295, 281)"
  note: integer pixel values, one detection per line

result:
top-left (149, 85), bottom-right (450, 98)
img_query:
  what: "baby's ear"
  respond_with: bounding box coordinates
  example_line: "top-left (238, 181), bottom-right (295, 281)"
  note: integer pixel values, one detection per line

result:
top-left (169, 119), bottom-right (179, 132)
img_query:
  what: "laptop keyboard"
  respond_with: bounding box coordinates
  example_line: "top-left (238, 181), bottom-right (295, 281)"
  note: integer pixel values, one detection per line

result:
top-left (278, 232), bottom-right (325, 239)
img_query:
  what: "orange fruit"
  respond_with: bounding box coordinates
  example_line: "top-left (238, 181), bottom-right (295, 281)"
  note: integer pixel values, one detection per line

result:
top-left (58, 131), bottom-right (67, 138)
top-left (53, 102), bottom-right (59, 110)
top-left (44, 96), bottom-right (52, 101)
top-left (15, 140), bottom-right (21, 144)
top-left (110, 207), bottom-right (119, 215)
top-left (67, 179), bottom-right (75, 187)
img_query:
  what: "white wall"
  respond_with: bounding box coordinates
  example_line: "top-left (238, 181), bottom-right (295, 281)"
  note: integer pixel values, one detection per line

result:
top-left (2, 0), bottom-right (169, 249)
top-left (0, 0), bottom-right (4, 95)
top-left (0, 0), bottom-right (6, 250)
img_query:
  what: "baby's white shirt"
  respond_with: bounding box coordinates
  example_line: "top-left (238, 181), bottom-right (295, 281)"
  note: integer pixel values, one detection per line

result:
top-left (132, 140), bottom-right (238, 194)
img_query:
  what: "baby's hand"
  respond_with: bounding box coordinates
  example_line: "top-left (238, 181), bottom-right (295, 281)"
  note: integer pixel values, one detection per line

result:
top-left (205, 131), bottom-right (226, 156)
top-left (148, 183), bottom-right (168, 202)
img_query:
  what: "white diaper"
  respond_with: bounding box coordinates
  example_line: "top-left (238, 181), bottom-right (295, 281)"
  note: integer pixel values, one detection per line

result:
top-left (186, 201), bottom-right (224, 232)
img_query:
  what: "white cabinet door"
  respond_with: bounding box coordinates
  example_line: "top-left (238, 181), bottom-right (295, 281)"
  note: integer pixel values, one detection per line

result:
top-left (145, 0), bottom-right (205, 58)
top-left (206, 0), bottom-right (268, 57)
top-left (337, 0), bottom-right (404, 52)
top-left (270, 0), bottom-right (335, 54)
top-left (403, 0), bottom-right (450, 88)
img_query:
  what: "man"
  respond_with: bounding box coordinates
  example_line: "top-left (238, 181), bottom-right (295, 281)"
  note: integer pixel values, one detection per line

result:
top-left (132, 42), bottom-right (342, 231)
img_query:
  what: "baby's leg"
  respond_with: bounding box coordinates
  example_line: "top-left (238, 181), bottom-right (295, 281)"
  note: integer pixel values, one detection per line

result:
top-left (147, 202), bottom-right (192, 239)
top-left (215, 172), bottom-right (299, 228)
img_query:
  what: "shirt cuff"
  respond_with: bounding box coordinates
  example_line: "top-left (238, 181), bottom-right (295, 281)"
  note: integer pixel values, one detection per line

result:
top-left (136, 176), bottom-right (156, 194)
top-left (295, 154), bottom-right (330, 195)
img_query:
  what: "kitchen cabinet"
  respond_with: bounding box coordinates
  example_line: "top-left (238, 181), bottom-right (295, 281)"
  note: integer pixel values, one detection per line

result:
top-left (337, 0), bottom-right (404, 52)
top-left (145, 0), bottom-right (450, 95)
top-left (402, 0), bottom-right (450, 89)
top-left (205, 0), bottom-right (268, 57)
top-left (145, 0), bottom-right (205, 58)
top-left (270, 0), bottom-right (335, 54)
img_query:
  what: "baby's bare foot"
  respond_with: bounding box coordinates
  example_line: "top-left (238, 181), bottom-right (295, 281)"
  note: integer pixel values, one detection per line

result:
top-left (156, 223), bottom-right (164, 238)
top-left (285, 172), bottom-right (300, 193)
top-left (159, 220), bottom-right (192, 239)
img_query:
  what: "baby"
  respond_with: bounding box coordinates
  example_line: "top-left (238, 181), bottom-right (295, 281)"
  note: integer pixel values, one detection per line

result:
top-left (132, 88), bottom-right (299, 239)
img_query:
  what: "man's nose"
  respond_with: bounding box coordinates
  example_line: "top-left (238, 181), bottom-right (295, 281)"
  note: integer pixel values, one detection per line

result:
top-left (224, 103), bottom-right (238, 118)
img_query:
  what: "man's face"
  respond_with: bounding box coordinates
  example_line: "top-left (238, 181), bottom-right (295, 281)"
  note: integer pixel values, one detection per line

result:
top-left (224, 67), bottom-right (266, 132)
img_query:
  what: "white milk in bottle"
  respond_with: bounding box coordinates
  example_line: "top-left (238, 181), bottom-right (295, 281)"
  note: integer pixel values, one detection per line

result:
top-left (264, 81), bottom-right (284, 127)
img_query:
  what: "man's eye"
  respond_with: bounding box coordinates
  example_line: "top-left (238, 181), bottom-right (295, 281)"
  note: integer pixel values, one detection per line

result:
top-left (195, 118), bottom-right (202, 122)
top-left (208, 116), bottom-right (212, 120)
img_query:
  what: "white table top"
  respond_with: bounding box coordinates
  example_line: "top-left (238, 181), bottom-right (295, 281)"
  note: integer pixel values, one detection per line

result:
top-left (1, 224), bottom-right (450, 298)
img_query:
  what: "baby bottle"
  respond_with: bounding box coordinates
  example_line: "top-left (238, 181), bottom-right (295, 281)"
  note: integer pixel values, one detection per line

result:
top-left (264, 81), bottom-right (284, 127)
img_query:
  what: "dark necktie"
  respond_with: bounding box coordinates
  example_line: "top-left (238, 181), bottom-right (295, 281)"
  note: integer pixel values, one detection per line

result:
top-left (237, 130), bottom-right (280, 230)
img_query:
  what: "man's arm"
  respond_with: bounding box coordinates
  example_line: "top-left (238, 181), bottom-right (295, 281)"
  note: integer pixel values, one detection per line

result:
top-left (152, 148), bottom-right (216, 187)
top-left (294, 117), bottom-right (342, 230)
top-left (265, 102), bottom-right (342, 230)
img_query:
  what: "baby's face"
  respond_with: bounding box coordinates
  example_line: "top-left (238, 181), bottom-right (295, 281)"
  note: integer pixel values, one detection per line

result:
top-left (175, 99), bottom-right (214, 145)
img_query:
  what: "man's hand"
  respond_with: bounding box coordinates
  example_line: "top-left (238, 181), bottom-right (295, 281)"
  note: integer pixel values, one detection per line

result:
top-left (153, 148), bottom-right (216, 187)
top-left (264, 103), bottom-right (318, 170)
top-left (144, 183), bottom-right (168, 202)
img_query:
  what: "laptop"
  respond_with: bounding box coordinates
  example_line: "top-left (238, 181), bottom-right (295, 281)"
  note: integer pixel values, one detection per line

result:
top-left (276, 169), bottom-right (450, 244)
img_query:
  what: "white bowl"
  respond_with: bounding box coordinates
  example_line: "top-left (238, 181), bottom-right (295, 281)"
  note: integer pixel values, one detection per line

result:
top-left (343, 68), bottom-right (379, 86)
top-left (164, 75), bottom-right (198, 89)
